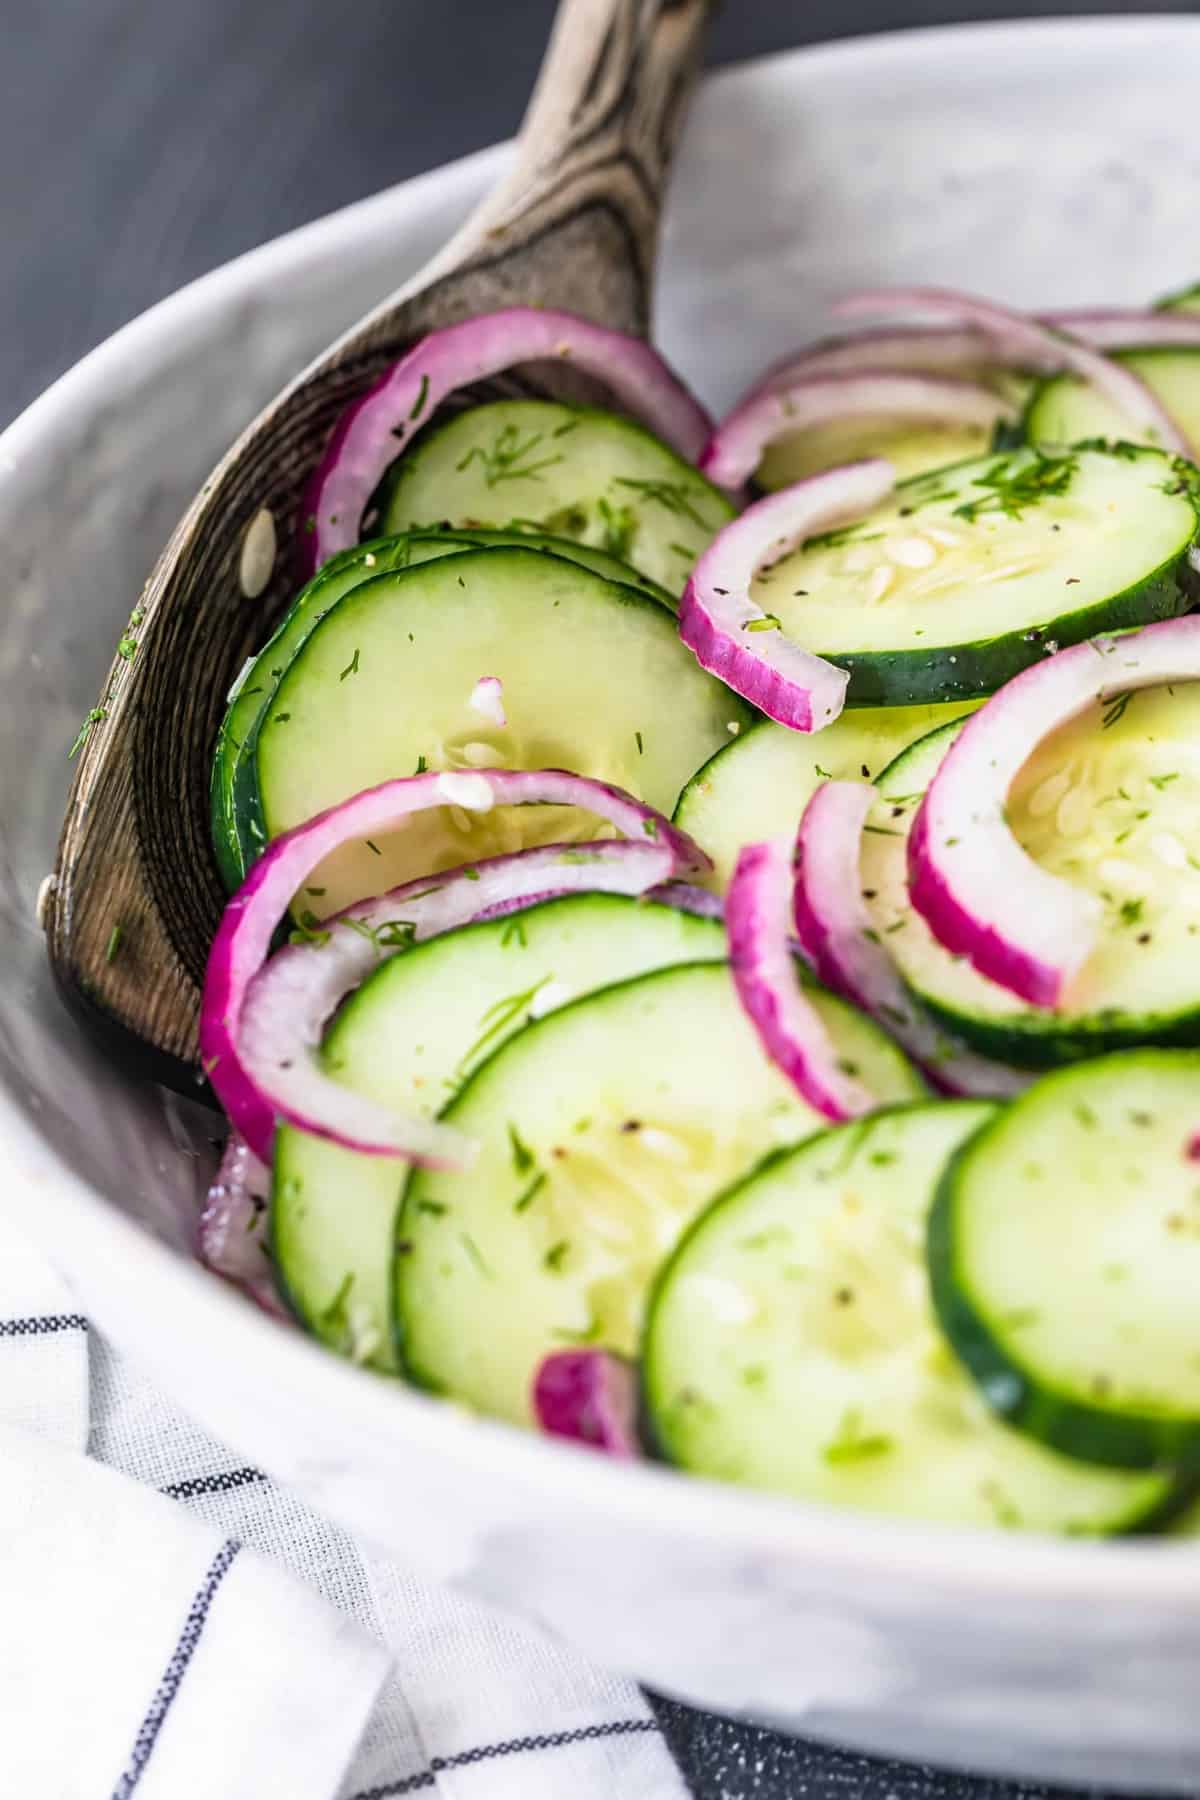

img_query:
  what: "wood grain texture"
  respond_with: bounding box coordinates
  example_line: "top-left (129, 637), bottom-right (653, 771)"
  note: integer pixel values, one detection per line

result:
top-left (46, 0), bottom-right (713, 1082)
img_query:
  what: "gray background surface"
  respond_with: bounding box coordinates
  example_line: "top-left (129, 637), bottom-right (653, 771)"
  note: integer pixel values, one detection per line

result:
top-left (3, 2), bottom-right (1187, 1793)
top-left (3, 0), bottom-right (1196, 427)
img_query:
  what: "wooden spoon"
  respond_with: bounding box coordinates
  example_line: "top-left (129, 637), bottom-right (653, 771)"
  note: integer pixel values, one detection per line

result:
top-left (46, 0), bottom-right (714, 1089)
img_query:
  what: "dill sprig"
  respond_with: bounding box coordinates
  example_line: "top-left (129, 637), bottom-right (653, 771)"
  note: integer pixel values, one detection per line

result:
top-left (342, 916), bottom-right (417, 954)
top-left (456, 423), bottom-right (565, 488)
top-left (952, 449), bottom-right (1078, 523)
top-left (69, 700), bottom-right (111, 759)
top-left (596, 497), bottom-right (637, 561)
top-left (822, 1406), bottom-right (893, 1466)
top-left (455, 977), bottom-right (551, 1078)
top-left (1101, 691), bottom-right (1132, 730)
top-left (613, 476), bottom-right (710, 530)
top-left (288, 908), bottom-right (332, 948)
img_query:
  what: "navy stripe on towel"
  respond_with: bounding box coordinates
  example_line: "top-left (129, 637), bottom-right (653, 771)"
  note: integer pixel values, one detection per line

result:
top-left (349, 1719), bottom-right (661, 1800)
top-left (109, 1539), bottom-right (242, 1799)
top-left (0, 1312), bottom-right (88, 1337)
top-left (161, 1467), bottom-right (268, 1501)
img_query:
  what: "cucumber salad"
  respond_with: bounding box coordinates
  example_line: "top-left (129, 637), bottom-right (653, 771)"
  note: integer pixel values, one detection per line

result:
top-left (195, 283), bottom-right (1200, 1538)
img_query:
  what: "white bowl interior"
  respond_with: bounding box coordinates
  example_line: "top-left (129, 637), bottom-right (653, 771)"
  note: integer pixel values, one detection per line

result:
top-left (6, 22), bottom-right (1200, 1789)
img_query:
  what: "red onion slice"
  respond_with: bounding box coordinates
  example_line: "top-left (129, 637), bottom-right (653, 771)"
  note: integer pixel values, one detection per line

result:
top-left (197, 1133), bottom-right (288, 1319)
top-left (793, 781), bottom-right (1030, 1099)
top-left (416, 878), bottom-right (722, 929)
top-left (301, 308), bottom-right (713, 573)
top-left (678, 460), bottom-right (894, 732)
top-left (236, 840), bottom-right (684, 1164)
top-left (701, 371), bottom-right (1017, 490)
top-left (641, 881), bottom-right (724, 921)
top-left (908, 616), bottom-right (1200, 1008)
top-left (751, 326), bottom-right (996, 393)
top-left (726, 836), bottom-right (874, 1121)
top-left (1040, 309), bottom-right (1200, 352)
top-left (200, 767), bottom-right (710, 1162)
top-left (532, 1350), bottom-right (640, 1457)
top-left (835, 287), bottom-right (1191, 456)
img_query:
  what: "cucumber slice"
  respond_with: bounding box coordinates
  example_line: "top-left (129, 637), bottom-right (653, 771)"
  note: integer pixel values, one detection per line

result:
top-left (212, 528), bottom-right (673, 890)
top-left (759, 418), bottom-right (995, 490)
top-left (272, 893), bottom-right (726, 1369)
top-left (875, 715), bottom-right (959, 796)
top-left (756, 367), bottom-right (1033, 490)
top-left (866, 684), bottom-right (1200, 1066)
top-left (1168, 1497), bottom-right (1200, 1536)
top-left (371, 400), bottom-right (734, 595)
top-left (395, 960), bottom-right (925, 1425)
top-left (247, 546), bottom-right (752, 914)
top-left (1158, 282), bottom-right (1200, 313)
top-left (743, 444), bottom-right (1198, 704)
top-left (1025, 349), bottom-right (1200, 454)
top-left (673, 702), bottom-right (977, 891)
top-left (643, 1101), bottom-right (1175, 1532)
top-left (929, 1050), bottom-right (1200, 1471)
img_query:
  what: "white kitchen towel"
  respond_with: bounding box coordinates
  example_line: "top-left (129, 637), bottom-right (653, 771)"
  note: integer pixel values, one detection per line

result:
top-left (0, 1206), bottom-right (687, 1800)
top-left (0, 1216), bottom-right (88, 1450)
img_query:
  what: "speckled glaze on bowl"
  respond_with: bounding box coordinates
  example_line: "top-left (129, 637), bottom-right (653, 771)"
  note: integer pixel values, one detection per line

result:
top-left (4, 22), bottom-right (1200, 1790)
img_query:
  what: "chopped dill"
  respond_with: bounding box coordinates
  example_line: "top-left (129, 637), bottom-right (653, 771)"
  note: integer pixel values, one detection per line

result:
top-left (459, 1233), bottom-right (494, 1278)
top-left (596, 496), bottom-right (637, 561)
top-left (613, 475), bottom-right (710, 530)
top-left (952, 449), bottom-right (1078, 523)
top-left (1101, 691), bottom-right (1132, 730)
top-left (456, 977), bottom-right (551, 1076)
top-left (342, 916), bottom-right (417, 954)
top-left (288, 908), bottom-right (332, 948)
top-left (69, 699), bottom-right (111, 759)
top-left (508, 1122), bottom-right (536, 1176)
top-left (456, 423), bottom-right (565, 487)
top-left (513, 1172), bottom-right (546, 1213)
top-left (822, 1407), bottom-right (893, 1466)
top-left (407, 374), bottom-right (430, 421)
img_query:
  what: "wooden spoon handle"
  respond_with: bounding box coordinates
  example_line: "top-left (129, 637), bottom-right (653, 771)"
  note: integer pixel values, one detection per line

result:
top-left (426, 0), bottom-right (715, 335)
top-left (47, 0), bottom-right (715, 1085)
top-left (514, 0), bottom-right (712, 198)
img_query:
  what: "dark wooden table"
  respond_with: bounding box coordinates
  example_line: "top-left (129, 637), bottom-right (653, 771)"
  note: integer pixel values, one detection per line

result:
top-left (4, 2), bottom-right (1183, 1793)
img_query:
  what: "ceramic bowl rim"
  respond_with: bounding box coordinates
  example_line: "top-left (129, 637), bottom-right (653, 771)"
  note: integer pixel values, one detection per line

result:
top-left (6, 13), bottom-right (1200, 1607)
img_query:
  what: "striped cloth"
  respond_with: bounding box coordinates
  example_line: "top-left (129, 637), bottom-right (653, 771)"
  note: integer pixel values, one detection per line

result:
top-left (0, 1207), bottom-right (687, 1800)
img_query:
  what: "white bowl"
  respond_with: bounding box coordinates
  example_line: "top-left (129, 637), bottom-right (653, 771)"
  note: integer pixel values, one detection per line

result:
top-left (5, 20), bottom-right (1200, 1790)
